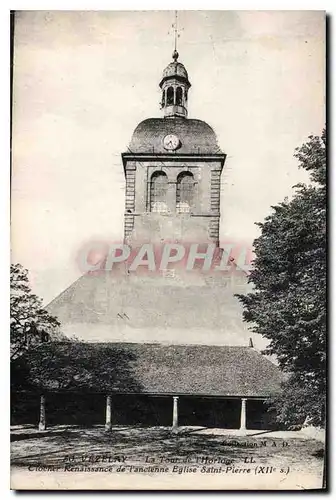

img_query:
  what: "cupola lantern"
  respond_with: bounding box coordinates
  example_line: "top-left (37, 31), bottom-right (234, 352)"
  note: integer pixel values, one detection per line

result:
top-left (159, 51), bottom-right (191, 118)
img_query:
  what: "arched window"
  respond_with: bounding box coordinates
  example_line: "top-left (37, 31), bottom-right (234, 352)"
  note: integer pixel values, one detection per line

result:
top-left (176, 172), bottom-right (194, 213)
top-left (161, 90), bottom-right (166, 108)
top-left (150, 171), bottom-right (168, 213)
top-left (176, 87), bottom-right (183, 106)
top-left (166, 87), bottom-right (174, 106)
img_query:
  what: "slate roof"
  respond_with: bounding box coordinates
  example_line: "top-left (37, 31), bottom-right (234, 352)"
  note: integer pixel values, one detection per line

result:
top-left (160, 61), bottom-right (189, 84)
top-left (47, 270), bottom-right (250, 331)
top-left (46, 267), bottom-right (256, 345)
top-left (19, 342), bottom-right (283, 398)
top-left (128, 117), bottom-right (222, 155)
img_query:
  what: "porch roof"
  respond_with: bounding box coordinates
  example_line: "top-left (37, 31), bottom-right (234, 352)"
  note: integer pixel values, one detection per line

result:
top-left (15, 342), bottom-right (283, 398)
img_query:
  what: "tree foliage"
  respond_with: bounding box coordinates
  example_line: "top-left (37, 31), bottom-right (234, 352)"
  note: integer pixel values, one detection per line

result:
top-left (237, 129), bottom-right (326, 428)
top-left (12, 342), bottom-right (142, 393)
top-left (10, 263), bottom-right (61, 360)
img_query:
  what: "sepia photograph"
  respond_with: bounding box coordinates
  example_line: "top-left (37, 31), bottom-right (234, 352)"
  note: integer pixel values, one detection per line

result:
top-left (10, 9), bottom-right (326, 490)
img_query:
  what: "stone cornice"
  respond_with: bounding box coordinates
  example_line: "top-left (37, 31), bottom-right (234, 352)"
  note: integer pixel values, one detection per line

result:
top-left (122, 152), bottom-right (226, 171)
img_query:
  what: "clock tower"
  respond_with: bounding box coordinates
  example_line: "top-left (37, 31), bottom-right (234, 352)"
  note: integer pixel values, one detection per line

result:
top-left (121, 50), bottom-right (226, 247)
top-left (48, 45), bottom-right (253, 349)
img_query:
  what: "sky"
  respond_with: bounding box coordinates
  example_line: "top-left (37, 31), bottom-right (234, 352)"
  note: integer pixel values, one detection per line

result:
top-left (11, 10), bottom-right (325, 304)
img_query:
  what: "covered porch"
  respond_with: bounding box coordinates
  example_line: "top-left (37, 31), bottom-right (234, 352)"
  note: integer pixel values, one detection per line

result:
top-left (11, 341), bottom-right (283, 432)
top-left (12, 392), bottom-right (277, 432)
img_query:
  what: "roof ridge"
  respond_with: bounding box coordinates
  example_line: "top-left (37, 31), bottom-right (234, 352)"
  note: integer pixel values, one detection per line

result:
top-left (44, 341), bottom-right (256, 349)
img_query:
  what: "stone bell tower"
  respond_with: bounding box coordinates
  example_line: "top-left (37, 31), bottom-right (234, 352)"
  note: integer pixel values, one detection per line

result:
top-left (121, 50), bottom-right (226, 247)
top-left (47, 44), bottom-right (253, 349)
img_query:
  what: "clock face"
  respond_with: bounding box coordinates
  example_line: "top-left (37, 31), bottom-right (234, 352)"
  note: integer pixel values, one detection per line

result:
top-left (163, 134), bottom-right (180, 151)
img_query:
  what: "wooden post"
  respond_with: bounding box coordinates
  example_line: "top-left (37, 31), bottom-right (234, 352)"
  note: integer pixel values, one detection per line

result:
top-left (172, 396), bottom-right (179, 429)
top-left (105, 395), bottom-right (112, 431)
top-left (38, 395), bottom-right (46, 431)
top-left (240, 398), bottom-right (247, 431)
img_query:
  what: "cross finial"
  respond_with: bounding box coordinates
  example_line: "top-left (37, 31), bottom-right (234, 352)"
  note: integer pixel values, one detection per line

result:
top-left (172, 11), bottom-right (179, 61)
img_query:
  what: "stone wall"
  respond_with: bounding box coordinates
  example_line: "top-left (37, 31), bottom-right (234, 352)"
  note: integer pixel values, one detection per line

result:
top-left (124, 159), bottom-right (222, 245)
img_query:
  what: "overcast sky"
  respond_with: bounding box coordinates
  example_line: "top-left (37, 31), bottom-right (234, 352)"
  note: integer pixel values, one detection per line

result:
top-left (11, 10), bottom-right (325, 303)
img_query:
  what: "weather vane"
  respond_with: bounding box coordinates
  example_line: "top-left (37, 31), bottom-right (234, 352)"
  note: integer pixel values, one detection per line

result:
top-left (170, 10), bottom-right (183, 60)
top-left (174, 10), bottom-right (178, 52)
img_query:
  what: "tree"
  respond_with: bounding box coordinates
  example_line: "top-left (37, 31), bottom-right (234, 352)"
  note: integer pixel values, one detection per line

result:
top-left (237, 129), bottom-right (326, 428)
top-left (10, 263), bottom-right (61, 360)
top-left (14, 342), bottom-right (142, 393)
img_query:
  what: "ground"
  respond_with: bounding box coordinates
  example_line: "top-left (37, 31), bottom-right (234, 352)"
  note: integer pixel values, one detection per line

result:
top-left (11, 425), bottom-right (325, 490)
